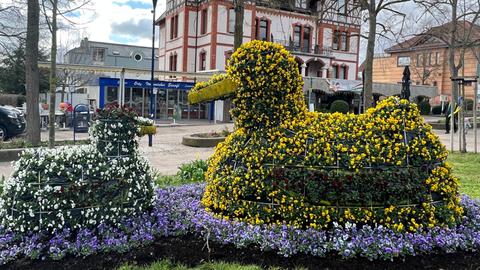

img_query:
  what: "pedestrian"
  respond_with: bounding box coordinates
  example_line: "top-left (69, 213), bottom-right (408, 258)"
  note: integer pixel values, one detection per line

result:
top-left (444, 100), bottom-right (458, 134)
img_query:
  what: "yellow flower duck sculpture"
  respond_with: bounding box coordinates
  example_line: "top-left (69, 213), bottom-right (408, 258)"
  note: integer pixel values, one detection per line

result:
top-left (189, 40), bottom-right (463, 232)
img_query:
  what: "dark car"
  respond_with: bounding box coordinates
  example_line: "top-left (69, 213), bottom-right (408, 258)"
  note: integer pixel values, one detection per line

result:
top-left (0, 105), bottom-right (26, 141)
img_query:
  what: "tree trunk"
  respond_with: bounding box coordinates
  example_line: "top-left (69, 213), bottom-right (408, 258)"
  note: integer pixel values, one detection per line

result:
top-left (233, 0), bottom-right (245, 50)
top-left (48, 0), bottom-right (58, 148)
top-left (363, 2), bottom-right (376, 110)
top-left (25, 0), bottom-right (41, 146)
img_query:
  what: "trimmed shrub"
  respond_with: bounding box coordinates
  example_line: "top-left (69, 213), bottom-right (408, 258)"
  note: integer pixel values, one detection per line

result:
top-left (177, 159), bottom-right (208, 183)
top-left (431, 105), bottom-right (443, 115)
top-left (0, 105), bottom-right (155, 233)
top-left (418, 100), bottom-right (431, 115)
top-left (330, 100), bottom-right (350, 114)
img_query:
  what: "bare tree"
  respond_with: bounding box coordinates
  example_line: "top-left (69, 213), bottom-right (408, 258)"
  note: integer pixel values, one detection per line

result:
top-left (41, 0), bottom-right (91, 148)
top-left (414, 0), bottom-right (480, 152)
top-left (25, 0), bottom-right (41, 146)
top-left (44, 0), bottom-right (58, 148)
top-left (356, 0), bottom-right (410, 109)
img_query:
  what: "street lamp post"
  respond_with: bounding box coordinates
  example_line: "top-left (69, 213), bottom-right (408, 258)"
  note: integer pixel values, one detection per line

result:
top-left (150, 0), bottom-right (158, 120)
top-left (148, 0), bottom-right (158, 147)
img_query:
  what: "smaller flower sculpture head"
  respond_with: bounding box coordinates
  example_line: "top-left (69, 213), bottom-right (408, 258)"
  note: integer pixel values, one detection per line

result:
top-left (227, 40), bottom-right (307, 131)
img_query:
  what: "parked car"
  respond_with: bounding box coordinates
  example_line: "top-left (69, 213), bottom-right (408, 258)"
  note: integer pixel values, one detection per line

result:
top-left (0, 105), bottom-right (26, 141)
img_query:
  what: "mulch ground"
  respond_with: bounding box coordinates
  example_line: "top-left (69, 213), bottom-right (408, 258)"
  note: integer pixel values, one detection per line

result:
top-left (3, 235), bottom-right (480, 270)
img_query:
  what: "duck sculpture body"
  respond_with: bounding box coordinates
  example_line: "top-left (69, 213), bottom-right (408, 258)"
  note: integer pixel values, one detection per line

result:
top-left (191, 41), bottom-right (462, 231)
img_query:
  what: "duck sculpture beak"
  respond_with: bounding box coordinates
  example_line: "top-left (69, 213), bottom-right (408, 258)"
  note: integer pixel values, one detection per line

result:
top-left (188, 77), bottom-right (238, 104)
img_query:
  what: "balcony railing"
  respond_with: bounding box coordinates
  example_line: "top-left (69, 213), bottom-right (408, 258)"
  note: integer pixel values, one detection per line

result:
top-left (273, 39), bottom-right (332, 57)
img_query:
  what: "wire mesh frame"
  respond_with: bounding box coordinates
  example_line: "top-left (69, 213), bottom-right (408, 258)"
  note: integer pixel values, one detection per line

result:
top-left (8, 155), bottom-right (150, 231)
top-left (224, 118), bottom-right (442, 210)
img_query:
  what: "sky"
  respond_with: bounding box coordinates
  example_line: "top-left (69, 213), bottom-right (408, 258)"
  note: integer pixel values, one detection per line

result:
top-left (58, 0), bottom-right (420, 60)
top-left (53, 0), bottom-right (427, 62)
top-left (58, 0), bottom-right (166, 49)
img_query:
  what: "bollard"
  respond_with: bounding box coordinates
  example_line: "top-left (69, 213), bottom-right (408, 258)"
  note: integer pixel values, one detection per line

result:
top-left (148, 134), bottom-right (153, 147)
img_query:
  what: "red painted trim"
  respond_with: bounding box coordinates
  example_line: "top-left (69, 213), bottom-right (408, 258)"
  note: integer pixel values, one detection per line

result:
top-left (333, 58), bottom-right (357, 63)
top-left (210, 1), bottom-right (218, 69)
top-left (182, 7), bottom-right (189, 72)
top-left (165, 46), bottom-right (183, 53)
top-left (216, 32), bottom-right (251, 38)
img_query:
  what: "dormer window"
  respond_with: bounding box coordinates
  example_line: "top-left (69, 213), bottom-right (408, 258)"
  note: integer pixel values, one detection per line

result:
top-left (92, 47), bottom-right (105, 62)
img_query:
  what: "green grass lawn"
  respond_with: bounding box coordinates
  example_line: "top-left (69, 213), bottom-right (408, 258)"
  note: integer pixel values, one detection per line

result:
top-left (118, 260), bottom-right (297, 270)
top-left (447, 152), bottom-right (480, 198)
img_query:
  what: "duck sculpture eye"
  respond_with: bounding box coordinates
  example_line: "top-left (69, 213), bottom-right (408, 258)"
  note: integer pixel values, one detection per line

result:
top-left (190, 40), bottom-right (463, 232)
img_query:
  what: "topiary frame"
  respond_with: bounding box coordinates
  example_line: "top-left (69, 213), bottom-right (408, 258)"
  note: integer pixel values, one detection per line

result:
top-left (195, 40), bottom-right (463, 232)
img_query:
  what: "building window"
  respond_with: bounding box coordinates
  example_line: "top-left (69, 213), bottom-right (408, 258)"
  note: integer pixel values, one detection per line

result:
top-left (92, 47), bottom-right (105, 62)
top-left (339, 66), bottom-right (348, 79)
top-left (170, 15), bottom-right (179, 39)
top-left (303, 26), bottom-right (311, 52)
top-left (293, 25), bottom-right (302, 48)
top-left (333, 30), bottom-right (349, 51)
top-left (169, 53), bottom-right (177, 71)
top-left (397, 56), bottom-right (411, 66)
top-left (199, 52), bottom-right (207, 71)
top-left (228, 8), bottom-right (235, 33)
top-left (333, 31), bottom-right (339, 50)
top-left (340, 32), bottom-right (348, 51)
top-left (338, 0), bottom-right (347, 15)
top-left (201, 9), bottom-right (208, 35)
top-left (133, 53), bottom-right (143, 62)
top-left (256, 19), bottom-right (269, 41)
top-left (225, 50), bottom-right (233, 66)
top-left (435, 52), bottom-right (440, 65)
top-left (295, 0), bottom-right (307, 9)
top-left (416, 53), bottom-right (423, 66)
top-left (332, 65), bottom-right (338, 79)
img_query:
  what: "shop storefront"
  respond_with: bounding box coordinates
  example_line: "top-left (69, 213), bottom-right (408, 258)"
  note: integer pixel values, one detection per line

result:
top-left (99, 77), bottom-right (212, 120)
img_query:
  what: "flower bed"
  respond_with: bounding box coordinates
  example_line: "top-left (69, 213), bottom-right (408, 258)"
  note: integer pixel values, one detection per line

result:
top-left (1, 184), bottom-right (479, 268)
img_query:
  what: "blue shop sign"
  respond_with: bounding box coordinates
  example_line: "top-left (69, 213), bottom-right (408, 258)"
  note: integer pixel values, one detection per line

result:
top-left (99, 77), bottom-right (195, 90)
top-left (98, 77), bottom-right (195, 108)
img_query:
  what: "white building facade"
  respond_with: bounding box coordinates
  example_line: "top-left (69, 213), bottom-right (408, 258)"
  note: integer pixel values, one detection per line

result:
top-left (157, 0), bottom-right (362, 120)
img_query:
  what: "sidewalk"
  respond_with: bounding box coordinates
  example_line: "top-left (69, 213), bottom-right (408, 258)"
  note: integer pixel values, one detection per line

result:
top-left (0, 123), bottom-right (234, 179)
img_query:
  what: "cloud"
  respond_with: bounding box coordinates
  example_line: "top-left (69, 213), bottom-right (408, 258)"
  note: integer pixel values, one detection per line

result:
top-left (111, 19), bottom-right (152, 40)
top-left (57, 0), bottom-right (166, 49)
top-left (113, 0), bottom-right (152, 10)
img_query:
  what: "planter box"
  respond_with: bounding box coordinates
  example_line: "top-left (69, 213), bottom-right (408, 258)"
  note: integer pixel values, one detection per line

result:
top-left (182, 134), bottom-right (226, 148)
